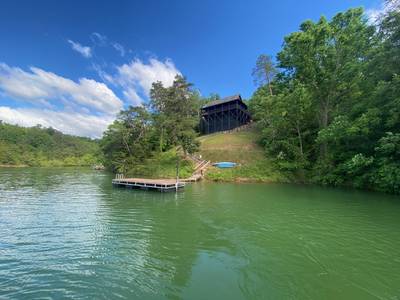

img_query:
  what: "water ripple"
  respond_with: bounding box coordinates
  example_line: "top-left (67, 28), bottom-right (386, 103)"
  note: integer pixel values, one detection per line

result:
top-left (1, 169), bottom-right (400, 299)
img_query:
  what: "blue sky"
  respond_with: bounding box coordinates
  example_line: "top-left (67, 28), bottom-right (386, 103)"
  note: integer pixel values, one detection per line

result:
top-left (0, 0), bottom-right (382, 137)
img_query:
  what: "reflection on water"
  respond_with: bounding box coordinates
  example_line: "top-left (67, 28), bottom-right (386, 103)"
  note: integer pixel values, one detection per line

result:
top-left (0, 168), bottom-right (399, 299)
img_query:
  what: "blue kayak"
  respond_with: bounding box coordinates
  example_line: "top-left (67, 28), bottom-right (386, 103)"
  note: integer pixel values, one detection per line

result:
top-left (213, 162), bottom-right (237, 168)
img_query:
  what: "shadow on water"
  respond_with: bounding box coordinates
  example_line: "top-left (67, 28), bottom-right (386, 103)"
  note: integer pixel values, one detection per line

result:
top-left (95, 180), bottom-right (238, 299)
top-left (0, 167), bottom-right (103, 193)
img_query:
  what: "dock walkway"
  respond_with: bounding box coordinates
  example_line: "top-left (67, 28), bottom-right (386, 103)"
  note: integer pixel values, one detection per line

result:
top-left (112, 177), bottom-right (185, 192)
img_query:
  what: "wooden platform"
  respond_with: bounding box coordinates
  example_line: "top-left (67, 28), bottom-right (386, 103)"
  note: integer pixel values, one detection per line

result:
top-left (181, 173), bottom-right (202, 182)
top-left (112, 177), bottom-right (185, 192)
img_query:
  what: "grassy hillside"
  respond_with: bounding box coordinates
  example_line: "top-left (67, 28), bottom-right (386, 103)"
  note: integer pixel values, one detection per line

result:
top-left (121, 127), bottom-right (279, 182)
top-left (124, 150), bottom-right (194, 179)
top-left (198, 127), bottom-right (285, 182)
top-left (0, 122), bottom-right (101, 167)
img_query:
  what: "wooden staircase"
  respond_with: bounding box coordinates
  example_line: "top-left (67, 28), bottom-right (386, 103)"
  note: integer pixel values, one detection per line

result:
top-left (183, 155), bottom-right (211, 182)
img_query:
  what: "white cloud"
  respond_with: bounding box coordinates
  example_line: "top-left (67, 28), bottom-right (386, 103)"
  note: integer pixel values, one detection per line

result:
top-left (365, 8), bottom-right (381, 24)
top-left (111, 58), bottom-right (181, 105)
top-left (90, 32), bottom-right (127, 57)
top-left (68, 40), bottom-right (92, 58)
top-left (0, 63), bottom-right (123, 115)
top-left (113, 43), bottom-right (126, 57)
top-left (0, 106), bottom-right (112, 138)
top-left (91, 63), bottom-right (114, 84)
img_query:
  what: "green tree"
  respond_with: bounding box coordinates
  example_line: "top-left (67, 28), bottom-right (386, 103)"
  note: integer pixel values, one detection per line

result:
top-left (252, 54), bottom-right (277, 96)
top-left (250, 82), bottom-right (312, 172)
top-left (100, 106), bottom-right (153, 173)
top-left (150, 75), bottom-right (200, 155)
top-left (278, 8), bottom-right (375, 163)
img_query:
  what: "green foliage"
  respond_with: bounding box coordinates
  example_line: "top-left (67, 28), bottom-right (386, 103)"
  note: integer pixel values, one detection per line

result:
top-left (372, 133), bottom-right (400, 194)
top-left (125, 150), bottom-right (194, 179)
top-left (0, 122), bottom-right (100, 167)
top-left (252, 54), bottom-right (277, 95)
top-left (100, 106), bottom-right (155, 173)
top-left (250, 7), bottom-right (400, 194)
top-left (100, 75), bottom-right (201, 177)
top-left (250, 81), bottom-right (313, 171)
top-left (150, 75), bottom-right (200, 155)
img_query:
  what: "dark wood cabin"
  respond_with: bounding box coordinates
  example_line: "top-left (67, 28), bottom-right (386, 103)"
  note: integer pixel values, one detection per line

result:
top-left (200, 94), bottom-right (251, 134)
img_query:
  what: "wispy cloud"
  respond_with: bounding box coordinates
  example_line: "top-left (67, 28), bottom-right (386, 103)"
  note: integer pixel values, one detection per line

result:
top-left (90, 32), bottom-right (107, 46)
top-left (90, 32), bottom-right (128, 57)
top-left (91, 63), bottom-right (114, 84)
top-left (113, 43), bottom-right (126, 57)
top-left (68, 39), bottom-right (92, 58)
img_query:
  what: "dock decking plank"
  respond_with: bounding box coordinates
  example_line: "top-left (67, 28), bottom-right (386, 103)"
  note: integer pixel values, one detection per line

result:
top-left (112, 177), bottom-right (185, 192)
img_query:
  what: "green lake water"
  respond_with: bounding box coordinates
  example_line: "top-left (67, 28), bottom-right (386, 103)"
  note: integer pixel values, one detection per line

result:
top-left (0, 168), bottom-right (399, 299)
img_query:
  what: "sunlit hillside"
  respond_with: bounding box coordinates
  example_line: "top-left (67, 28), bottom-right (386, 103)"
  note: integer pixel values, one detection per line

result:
top-left (198, 127), bottom-right (285, 182)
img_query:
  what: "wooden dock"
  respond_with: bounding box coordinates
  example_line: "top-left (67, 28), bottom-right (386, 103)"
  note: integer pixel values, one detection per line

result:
top-left (112, 177), bottom-right (185, 192)
top-left (112, 158), bottom-right (210, 192)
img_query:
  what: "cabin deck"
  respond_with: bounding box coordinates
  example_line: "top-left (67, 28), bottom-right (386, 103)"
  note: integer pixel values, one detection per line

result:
top-left (112, 177), bottom-right (185, 192)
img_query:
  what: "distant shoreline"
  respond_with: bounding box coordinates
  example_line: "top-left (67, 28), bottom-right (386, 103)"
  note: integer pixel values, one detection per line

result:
top-left (0, 164), bottom-right (29, 168)
top-left (0, 164), bottom-right (282, 184)
top-left (0, 164), bottom-right (95, 168)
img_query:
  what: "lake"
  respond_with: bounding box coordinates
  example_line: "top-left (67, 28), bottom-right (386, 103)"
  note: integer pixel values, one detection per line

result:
top-left (0, 168), bottom-right (399, 299)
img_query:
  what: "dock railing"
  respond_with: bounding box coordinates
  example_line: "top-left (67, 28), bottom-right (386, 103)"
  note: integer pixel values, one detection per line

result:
top-left (115, 174), bottom-right (124, 180)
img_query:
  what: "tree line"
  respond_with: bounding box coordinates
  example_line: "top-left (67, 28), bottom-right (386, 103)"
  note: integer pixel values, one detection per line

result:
top-left (249, 5), bottom-right (400, 194)
top-left (0, 122), bottom-right (100, 167)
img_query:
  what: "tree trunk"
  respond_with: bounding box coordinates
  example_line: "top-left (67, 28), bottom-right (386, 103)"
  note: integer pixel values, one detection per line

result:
top-left (268, 83), bottom-right (273, 97)
top-left (319, 100), bottom-right (329, 159)
top-left (159, 127), bottom-right (164, 152)
top-left (266, 74), bottom-right (273, 96)
top-left (122, 133), bottom-right (132, 157)
top-left (296, 122), bottom-right (303, 157)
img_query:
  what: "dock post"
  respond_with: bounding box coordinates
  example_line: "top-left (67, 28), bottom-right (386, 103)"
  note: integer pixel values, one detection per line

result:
top-left (175, 156), bottom-right (180, 192)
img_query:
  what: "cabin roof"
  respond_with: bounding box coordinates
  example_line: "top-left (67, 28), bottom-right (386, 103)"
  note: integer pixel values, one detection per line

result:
top-left (202, 94), bottom-right (245, 109)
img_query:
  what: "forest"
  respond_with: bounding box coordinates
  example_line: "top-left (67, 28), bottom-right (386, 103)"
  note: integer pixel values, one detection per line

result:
top-left (249, 6), bottom-right (400, 194)
top-left (0, 122), bottom-right (100, 167)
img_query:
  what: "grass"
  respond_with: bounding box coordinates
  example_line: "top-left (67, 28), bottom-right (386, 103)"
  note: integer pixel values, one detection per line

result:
top-left (198, 127), bottom-right (286, 182)
top-left (125, 150), bottom-right (194, 179)
top-left (124, 127), bottom-right (284, 183)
